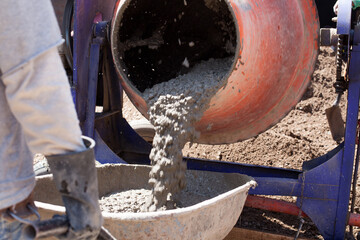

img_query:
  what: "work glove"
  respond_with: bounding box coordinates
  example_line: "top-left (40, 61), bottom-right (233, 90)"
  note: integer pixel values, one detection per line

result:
top-left (46, 136), bottom-right (103, 239)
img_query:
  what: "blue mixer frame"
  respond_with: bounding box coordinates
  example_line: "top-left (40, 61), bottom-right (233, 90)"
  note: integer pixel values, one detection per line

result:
top-left (71, 0), bottom-right (359, 238)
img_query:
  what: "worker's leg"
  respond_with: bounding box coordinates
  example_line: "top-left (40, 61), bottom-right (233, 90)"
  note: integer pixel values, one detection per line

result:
top-left (0, 45), bottom-right (86, 206)
top-left (0, 0), bottom-right (86, 231)
top-left (0, 78), bottom-right (35, 238)
top-left (0, 47), bottom-right (87, 238)
top-left (0, 1), bottom-right (101, 237)
top-left (2, 46), bottom-right (85, 155)
top-left (0, 0), bottom-right (63, 75)
top-left (0, 0), bottom-right (85, 155)
top-left (0, 79), bottom-right (35, 210)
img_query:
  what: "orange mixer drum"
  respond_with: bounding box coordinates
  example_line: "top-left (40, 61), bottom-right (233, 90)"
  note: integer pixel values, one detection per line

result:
top-left (111, 0), bottom-right (319, 144)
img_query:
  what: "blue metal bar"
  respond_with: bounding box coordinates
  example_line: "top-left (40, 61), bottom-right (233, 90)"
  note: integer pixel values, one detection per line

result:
top-left (296, 145), bottom-right (343, 238)
top-left (186, 138), bottom-right (346, 237)
top-left (94, 130), bottom-right (127, 164)
top-left (186, 143), bottom-right (344, 198)
top-left (186, 157), bottom-right (301, 179)
top-left (83, 37), bottom-right (103, 138)
top-left (94, 113), bottom-right (151, 164)
top-left (333, 80), bottom-right (360, 238)
top-left (334, 30), bottom-right (360, 238)
top-left (102, 43), bottom-right (123, 113)
top-left (251, 177), bottom-right (301, 196)
top-left (73, 0), bottom-right (117, 122)
top-left (337, 0), bottom-right (352, 35)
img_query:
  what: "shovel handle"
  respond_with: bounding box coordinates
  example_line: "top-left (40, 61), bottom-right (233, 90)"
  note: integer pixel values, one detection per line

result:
top-left (333, 92), bottom-right (343, 106)
top-left (24, 215), bottom-right (116, 240)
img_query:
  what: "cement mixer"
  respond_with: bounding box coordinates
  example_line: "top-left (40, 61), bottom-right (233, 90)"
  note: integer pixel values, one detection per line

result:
top-left (34, 0), bottom-right (360, 239)
top-left (110, 0), bottom-right (319, 144)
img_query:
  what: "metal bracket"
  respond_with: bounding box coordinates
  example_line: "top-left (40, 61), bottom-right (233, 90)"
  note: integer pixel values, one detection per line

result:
top-left (337, 0), bottom-right (352, 35)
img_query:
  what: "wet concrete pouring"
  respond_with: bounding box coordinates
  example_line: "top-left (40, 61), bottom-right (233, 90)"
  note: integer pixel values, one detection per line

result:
top-left (100, 57), bottom-right (232, 213)
top-left (103, 0), bottom-right (238, 214)
top-left (142, 57), bottom-right (232, 211)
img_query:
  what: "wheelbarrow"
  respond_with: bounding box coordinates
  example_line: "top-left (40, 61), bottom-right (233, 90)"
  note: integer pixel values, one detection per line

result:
top-left (33, 164), bottom-right (255, 239)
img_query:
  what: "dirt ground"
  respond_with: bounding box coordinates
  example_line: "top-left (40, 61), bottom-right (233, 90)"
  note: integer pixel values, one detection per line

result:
top-left (122, 47), bottom-right (359, 239)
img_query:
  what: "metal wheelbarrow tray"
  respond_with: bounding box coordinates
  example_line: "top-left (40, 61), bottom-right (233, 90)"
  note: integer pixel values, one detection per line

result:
top-left (34, 164), bottom-right (256, 240)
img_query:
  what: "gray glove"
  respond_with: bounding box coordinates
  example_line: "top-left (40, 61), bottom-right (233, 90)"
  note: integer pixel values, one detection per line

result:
top-left (46, 136), bottom-right (103, 239)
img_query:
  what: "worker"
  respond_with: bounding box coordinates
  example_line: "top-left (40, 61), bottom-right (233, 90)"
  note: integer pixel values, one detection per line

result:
top-left (0, 0), bottom-right (103, 239)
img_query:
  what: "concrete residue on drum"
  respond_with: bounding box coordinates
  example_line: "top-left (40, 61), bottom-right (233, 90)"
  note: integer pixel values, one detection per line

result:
top-left (142, 57), bottom-right (232, 211)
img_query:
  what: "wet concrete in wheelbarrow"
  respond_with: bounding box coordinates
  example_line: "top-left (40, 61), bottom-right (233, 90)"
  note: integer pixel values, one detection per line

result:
top-left (34, 164), bottom-right (255, 240)
top-left (99, 168), bottom-right (249, 214)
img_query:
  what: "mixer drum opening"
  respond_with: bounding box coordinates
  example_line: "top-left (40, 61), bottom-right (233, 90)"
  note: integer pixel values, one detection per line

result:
top-left (111, 0), bottom-right (319, 144)
top-left (112, 0), bottom-right (237, 93)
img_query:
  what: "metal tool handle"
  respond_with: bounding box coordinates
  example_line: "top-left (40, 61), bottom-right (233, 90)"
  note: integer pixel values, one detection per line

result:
top-left (23, 215), bottom-right (68, 239)
top-left (24, 215), bottom-right (116, 240)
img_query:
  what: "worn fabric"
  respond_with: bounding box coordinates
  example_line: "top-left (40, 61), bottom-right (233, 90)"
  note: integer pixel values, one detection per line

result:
top-left (0, 0), bottom-right (63, 76)
top-left (0, 0), bottom-right (85, 210)
top-left (0, 47), bottom-right (86, 210)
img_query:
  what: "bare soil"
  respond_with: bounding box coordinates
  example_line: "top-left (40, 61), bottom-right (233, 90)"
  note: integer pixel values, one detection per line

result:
top-left (122, 47), bottom-right (360, 239)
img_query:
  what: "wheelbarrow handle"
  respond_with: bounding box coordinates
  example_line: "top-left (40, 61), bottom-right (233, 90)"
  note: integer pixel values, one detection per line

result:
top-left (24, 215), bottom-right (116, 240)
